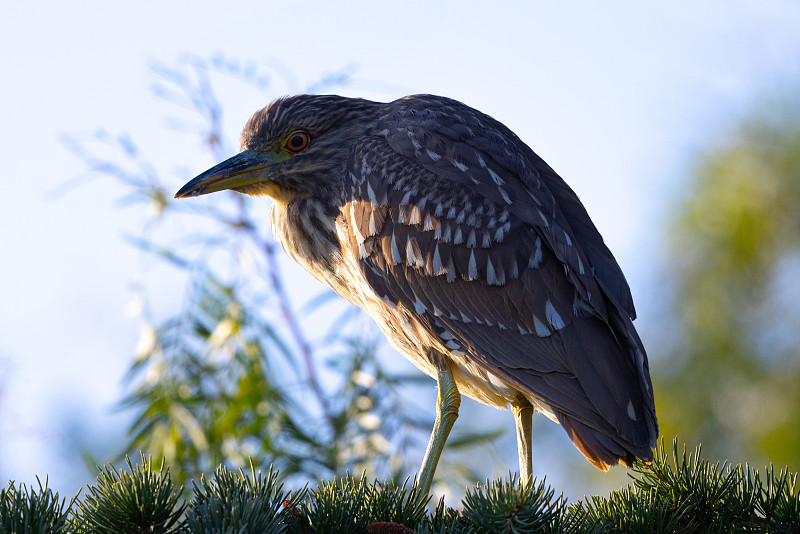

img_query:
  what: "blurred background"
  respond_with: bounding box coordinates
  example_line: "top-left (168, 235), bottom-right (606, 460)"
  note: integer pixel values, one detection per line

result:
top-left (2, 0), bottom-right (800, 504)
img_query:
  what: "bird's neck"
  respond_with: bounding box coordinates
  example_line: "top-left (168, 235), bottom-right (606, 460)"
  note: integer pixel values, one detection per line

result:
top-left (269, 197), bottom-right (343, 285)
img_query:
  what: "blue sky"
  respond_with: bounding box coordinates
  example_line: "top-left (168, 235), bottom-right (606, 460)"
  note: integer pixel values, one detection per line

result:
top-left (1, 0), bottom-right (799, 498)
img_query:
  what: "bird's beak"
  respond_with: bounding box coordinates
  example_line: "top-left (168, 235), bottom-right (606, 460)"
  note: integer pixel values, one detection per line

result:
top-left (174, 149), bottom-right (285, 198)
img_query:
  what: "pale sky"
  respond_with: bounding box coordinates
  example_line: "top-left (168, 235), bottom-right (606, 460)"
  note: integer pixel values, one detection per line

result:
top-left (2, 0), bottom-right (799, 499)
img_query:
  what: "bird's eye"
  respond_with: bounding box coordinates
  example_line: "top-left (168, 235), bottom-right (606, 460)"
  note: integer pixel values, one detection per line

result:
top-left (285, 131), bottom-right (310, 153)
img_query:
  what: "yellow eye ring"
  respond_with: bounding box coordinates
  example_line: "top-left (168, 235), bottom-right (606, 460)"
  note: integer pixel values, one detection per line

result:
top-left (286, 131), bottom-right (310, 152)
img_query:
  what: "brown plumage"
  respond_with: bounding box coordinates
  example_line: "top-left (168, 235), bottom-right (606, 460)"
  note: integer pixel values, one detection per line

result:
top-left (176, 94), bottom-right (658, 492)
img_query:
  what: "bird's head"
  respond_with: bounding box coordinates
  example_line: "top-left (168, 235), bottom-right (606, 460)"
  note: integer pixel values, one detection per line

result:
top-left (175, 94), bottom-right (381, 204)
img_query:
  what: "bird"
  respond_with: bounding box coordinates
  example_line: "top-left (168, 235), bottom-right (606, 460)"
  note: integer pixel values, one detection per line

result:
top-left (175, 93), bottom-right (658, 494)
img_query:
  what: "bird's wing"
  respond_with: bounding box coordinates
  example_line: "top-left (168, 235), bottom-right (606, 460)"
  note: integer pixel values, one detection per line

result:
top-left (378, 94), bottom-right (637, 320)
top-left (337, 97), bottom-right (656, 466)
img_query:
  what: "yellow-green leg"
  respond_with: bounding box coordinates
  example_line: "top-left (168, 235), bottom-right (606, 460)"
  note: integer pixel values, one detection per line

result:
top-left (512, 399), bottom-right (533, 485)
top-left (417, 362), bottom-right (460, 495)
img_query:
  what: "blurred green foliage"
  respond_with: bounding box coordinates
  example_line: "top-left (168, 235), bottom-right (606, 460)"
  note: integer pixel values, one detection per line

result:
top-left (659, 94), bottom-right (800, 470)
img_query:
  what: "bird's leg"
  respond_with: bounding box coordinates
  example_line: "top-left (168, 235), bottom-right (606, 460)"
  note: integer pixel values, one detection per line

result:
top-left (512, 398), bottom-right (533, 485)
top-left (417, 355), bottom-right (460, 495)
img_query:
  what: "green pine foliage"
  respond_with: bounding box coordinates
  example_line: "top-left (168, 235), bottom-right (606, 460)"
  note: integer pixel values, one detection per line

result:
top-left (456, 475), bottom-right (566, 533)
top-left (413, 497), bottom-right (462, 534)
top-left (295, 475), bottom-right (427, 533)
top-left (184, 463), bottom-right (301, 534)
top-left (569, 440), bottom-right (800, 533)
top-left (73, 454), bottom-right (184, 534)
top-left (3, 440), bottom-right (798, 533)
top-left (0, 478), bottom-right (72, 534)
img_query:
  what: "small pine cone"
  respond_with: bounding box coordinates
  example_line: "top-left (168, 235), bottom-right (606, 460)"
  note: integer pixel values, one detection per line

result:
top-left (367, 520), bottom-right (414, 534)
top-left (282, 499), bottom-right (305, 527)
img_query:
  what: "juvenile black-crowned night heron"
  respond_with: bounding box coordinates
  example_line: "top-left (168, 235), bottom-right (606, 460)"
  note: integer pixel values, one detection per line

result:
top-left (176, 94), bottom-right (658, 494)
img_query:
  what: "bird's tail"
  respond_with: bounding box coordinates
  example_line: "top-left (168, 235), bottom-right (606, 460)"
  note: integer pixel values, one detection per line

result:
top-left (556, 412), bottom-right (653, 470)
